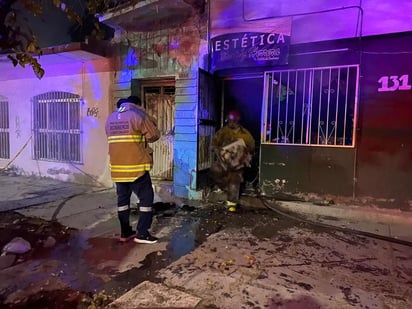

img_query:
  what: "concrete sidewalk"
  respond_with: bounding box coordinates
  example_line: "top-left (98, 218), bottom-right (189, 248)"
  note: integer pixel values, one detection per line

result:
top-left (2, 172), bottom-right (411, 224)
top-left (0, 173), bottom-right (178, 230)
top-left (2, 172), bottom-right (412, 246)
top-left (272, 199), bottom-right (412, 244)
top-left (225, 192), bottom-right (412, 245)
top-left (0, 173), bottom-right (94, 212)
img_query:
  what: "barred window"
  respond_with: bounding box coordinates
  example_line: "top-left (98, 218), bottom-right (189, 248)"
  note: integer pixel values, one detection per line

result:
top-left (262, 65), bottom-right (358, 147)
top-left (32, 92), bottom-right (82, 163)
top-left (0, 96), bottom-right (10, 159)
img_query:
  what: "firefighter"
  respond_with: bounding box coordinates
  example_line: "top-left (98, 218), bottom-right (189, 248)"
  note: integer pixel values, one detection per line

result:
top-left (210, 110), bottom-right (255, 212)
top-left (105, 96), bottom-right (160, 244)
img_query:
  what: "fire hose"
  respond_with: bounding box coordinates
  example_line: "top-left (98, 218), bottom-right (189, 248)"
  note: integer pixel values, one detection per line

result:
top-left (258, 195), bottom-right (412, 247)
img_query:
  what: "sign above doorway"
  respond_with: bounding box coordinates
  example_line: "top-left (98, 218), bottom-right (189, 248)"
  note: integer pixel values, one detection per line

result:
top-left (209, 0), bottom-right (291, 71)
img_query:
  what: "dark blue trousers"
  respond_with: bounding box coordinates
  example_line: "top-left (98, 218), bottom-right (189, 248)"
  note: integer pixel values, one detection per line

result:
top-left (116, 172), bottom-right (154, 238)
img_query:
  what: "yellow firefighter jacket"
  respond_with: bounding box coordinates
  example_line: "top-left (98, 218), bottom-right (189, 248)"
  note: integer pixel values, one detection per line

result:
top-left (212, 125), bottom-right (255, 170)
top-left (105, 102), bottom-right (160, 182)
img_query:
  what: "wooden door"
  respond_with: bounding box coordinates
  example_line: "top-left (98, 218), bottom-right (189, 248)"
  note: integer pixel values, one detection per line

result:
top-left (142, 83), bottom-right (175, 180)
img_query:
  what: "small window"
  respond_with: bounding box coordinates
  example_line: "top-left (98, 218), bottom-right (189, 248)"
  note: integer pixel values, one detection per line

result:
top-left (263, 65), bottom-right (358, 147)
top-left (0, 96), bottom-right (10, 159)
top-left (32, 92), bottom-right (82, 163)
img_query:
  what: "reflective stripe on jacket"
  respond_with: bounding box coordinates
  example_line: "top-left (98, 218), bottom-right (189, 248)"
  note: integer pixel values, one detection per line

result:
top-left (105, 102), bottom-right (160, 182)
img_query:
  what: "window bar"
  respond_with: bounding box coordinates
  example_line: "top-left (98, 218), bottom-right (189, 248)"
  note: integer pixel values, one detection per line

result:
top-left (284, 71), bottom-right (290, 143)
top-left (59, 98), bottom-right (63, 161)
top-left (73, 98), bottom-right (77, 161)
top-left (37, 98), bottom-right (43, 159)
top-left (302, 70), bottom-right (308, 144)
top-left (292, 71), bottom-right (298, 144)
top-left (325, 68), bottom-right (332, 145)
top-left (42, 100), bottom-right (46, 159)
top-left (62, 94), bottom-right (66, 161)
top-left (317, 70), bottom-right (323, 144)
top-left (276, 72), bottom-right (281, 143)
top-left (334, 68), bottom-right (341, 145)
top-left (46, 96), bottom-right (50, 160)
top-left (309, 69), bottom-right (315, 145)
top-left (50, 94), bottom-right (55, 160)
top-left (32, 99), bottom-right (35, 159)
top-left (268, 73), bottom-right (274, 142)
top-left (33, 99), bottom-right (35, 158)
top-left (53, 93), bottom-right (57, 160)
top-left (352, 66), bottom-right (359, 147)
top-left (270, 73), bottom-right (275, 142)
top-left (67, 98), bottom-right (70, 160)
top-left (343, 67), bottom-right (350, 145)
top-left (35, 99), bottom-right (38, 159)
top-left (73, 100), bottom-right (78, 162)
top-left (49, 93), bottom-right (59, 160)
top-left (50, 97), bottom-right (53, 160)
top-left (37, 99), bottom-right (40, 159)
top-left (264, 74), bottom-right (270, 142)
top-left (264, 74), bottom-right (269, 142)
top-left (63, 99), bottom-right (67, 161)
top-left (57, 96), bottom-right (60, 161)
top-left (60, 93), bottom-right (64, 161)
top-left (57, 96), bottom-right (61, 160)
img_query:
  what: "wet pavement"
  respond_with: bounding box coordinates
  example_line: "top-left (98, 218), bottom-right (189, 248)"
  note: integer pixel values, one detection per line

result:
top-left (159, 214), bottom-right (412, 309)
top-left (0, 204), bottom-right (206, 308)
top-left (0, 173), bottom-right (412, 308)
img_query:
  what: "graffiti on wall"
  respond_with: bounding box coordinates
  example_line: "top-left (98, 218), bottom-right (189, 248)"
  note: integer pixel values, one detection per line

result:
top-left (15, 116), bottom-right (21, 138)
top-left (87, 107), bottom-right (99, 118)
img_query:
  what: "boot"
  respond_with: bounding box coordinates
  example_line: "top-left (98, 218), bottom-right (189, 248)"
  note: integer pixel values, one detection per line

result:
top-left (226, 200), bottom-right (237, 212)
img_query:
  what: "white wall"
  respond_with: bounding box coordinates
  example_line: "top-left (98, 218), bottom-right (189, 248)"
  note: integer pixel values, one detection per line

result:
top-left (0, 58), bottom-right (114, 187)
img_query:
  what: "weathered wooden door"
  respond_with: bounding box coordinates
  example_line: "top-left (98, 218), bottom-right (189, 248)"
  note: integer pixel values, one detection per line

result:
top-left (142, 83), bottom-right (175, 180)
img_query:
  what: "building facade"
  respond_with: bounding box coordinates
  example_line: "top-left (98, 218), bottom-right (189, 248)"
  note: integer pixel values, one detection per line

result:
top-left (1, 0), bottom-right (411, 208)
top-left (0, 44), bottom-right (114, 187)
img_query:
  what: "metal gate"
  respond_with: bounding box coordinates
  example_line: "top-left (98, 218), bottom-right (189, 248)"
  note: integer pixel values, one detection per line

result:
top-left (142, 84), bottom-right (175, 180)
top-left (197, 69), bottom-right (218, 171)
top-left (262, 65), bottom-right (359, 147)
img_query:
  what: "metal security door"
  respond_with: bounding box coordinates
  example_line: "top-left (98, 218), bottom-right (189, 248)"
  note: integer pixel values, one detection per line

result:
top-left (142, 84), bottom-right (175, 180)
top-left (196, 69), bottom-right (219, 190)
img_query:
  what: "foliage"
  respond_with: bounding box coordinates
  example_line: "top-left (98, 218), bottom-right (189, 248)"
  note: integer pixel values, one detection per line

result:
top-left (0, 0), bottom-right (113, 79)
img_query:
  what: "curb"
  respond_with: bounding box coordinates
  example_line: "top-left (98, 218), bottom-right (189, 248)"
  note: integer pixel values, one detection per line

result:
top-left (275, 200), bottom-right (412, 225)
top-left (108, 281), bottom-right (202, 308)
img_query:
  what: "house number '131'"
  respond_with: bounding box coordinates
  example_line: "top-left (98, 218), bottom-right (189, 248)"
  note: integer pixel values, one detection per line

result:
top-left (378, 75), bottom-right (411, 92)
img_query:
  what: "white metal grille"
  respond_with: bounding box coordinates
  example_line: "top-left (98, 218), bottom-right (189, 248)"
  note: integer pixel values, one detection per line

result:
top-left (262, 65), bottom-right (359, 147)
top-left (32, 92), bottom-right (82, 163)
top-left (0, 97), bottom-right (10, 159)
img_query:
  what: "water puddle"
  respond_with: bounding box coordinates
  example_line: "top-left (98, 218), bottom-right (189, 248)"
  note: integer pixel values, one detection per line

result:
top-left (0, 208), bottom-right (223, 308)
